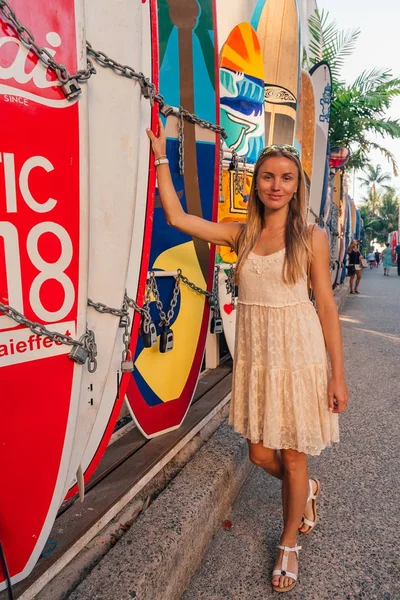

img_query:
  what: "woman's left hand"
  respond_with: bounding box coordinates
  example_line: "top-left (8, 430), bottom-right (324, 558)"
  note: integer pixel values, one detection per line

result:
top-left (328, 376), bottom-right (349, 413)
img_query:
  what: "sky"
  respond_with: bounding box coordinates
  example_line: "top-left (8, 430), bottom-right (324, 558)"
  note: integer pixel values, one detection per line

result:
top-left (319, 0), bottom-right (400, 204)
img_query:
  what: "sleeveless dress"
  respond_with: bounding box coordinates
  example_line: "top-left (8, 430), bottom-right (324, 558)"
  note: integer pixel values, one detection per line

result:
top-left (229, 249), bottom-right (339, 456)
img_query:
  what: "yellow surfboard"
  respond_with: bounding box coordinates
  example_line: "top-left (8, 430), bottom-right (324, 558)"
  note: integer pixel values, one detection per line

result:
top-left (256, 0), bottom-right (300, 145)
top-left (298, 71), bottom-right (315, 181)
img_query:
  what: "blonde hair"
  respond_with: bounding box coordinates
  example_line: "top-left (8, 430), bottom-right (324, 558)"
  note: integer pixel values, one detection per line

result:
top-left (235, 149), bottom-right (311, 285)
top-left (348, 241), bottom-right (357, 253)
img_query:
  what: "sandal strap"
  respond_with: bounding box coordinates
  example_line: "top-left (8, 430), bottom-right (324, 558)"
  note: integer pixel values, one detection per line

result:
top-left (277, 545), bottom-right (301, 574)
top-left (302, 517), bottom-right (315, 527)
top-left (272, 569), bottom-right (297, 581)
top-left (307, 478), bottom-right (317, 501)
top-left (277, 545), bottom-right (302, 553)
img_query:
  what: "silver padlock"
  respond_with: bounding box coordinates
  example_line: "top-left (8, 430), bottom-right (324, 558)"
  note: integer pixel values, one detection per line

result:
top-left (119, 315), bottom-right (129, 328)
top-left (121, 350), bottom-right (134, 373)
top-left (61, 78), bottom-right (82, 100)
top-left (160, 327), bottom-right (174, 353)
top-left (141, 318), bottom-right (157, 348)
top-left (68, 344), bottom-right (89, 365)
top-left (210, 316), bottom-right (223, 334)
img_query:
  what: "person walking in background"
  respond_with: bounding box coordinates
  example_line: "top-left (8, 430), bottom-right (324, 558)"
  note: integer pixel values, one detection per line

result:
top-left (147, 120), bottom-right (348, 593)
top-left (382, 243), bottom-right (393, 276)
top-left (347, 241), bottom-right (362, 293)
top-left (395, 242), bottom-right (400, 276)
top-left (374, 250), bottom-right (380, 267)
top-left (367, 251), bottom-right (375, 269)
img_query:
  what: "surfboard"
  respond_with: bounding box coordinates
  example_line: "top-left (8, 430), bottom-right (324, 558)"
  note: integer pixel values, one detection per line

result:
top-left (298, 0), bottom-right (317, 55)
top-left (309, 62), bottom-right (332, 225)
top-left (0, 0), bottom-right (89, 587)
top-left (125, 0), bottom-right (219, 438)
top-left (350, 198), bottom-right (357, 239)
top-left (329, 170), bottom-right (342, 287)
top-left (217, 22), bottom-right (265, 357)
top-left (64, 0), bottom-right (157, 497)
top-left (341, 193), bottom-right (352, 284)
top-left (336, 173), bottom-right (348, 286)
top-left (297, 71), bottom-right (315, 185)
top-left (256, 0), bottom-right (300, 146)
top-left (216, 0), bottom-right (258, 53)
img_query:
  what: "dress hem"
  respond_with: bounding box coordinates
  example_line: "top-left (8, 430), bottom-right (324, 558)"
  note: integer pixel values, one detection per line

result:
top-left (228, 422), bottom-right (340, 457)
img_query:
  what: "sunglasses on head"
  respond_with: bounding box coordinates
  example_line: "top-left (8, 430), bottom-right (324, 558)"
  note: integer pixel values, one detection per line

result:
top-left (260, 144), bottom-right (300, 158)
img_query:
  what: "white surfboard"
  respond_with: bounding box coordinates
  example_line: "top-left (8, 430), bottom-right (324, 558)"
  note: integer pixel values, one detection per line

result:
top-left (309, 62), bottom-right (332, 225)
top-left (298, 0), bottom-right (317, 55)
top-left (218, 266), bottom-right (237, 357)
top-left (64, 0), bottom-right (153, 496)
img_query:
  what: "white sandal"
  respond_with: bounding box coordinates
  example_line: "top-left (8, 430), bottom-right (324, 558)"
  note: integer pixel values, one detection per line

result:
top-left (272, 544), bottom-right (301, 593)
top-left (300, 478), bottom-right (321, 535)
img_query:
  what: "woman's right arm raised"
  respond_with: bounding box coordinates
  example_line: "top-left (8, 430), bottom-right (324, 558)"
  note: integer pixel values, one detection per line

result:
top-left (146, 119), bottom-right (242, 249)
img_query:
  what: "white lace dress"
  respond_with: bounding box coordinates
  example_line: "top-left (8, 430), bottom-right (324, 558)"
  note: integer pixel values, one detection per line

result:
top-left (229, 249), bottom-right (339, 456)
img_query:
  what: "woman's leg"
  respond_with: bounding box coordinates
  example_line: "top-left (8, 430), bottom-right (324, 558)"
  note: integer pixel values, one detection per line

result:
top-left (354, 270), bottom-right (362, 291)
top-left (272, 449), bottom-right (309, 590)
top-left (349, 273), bottom-right (355, 292)
top-left (247, 441), bottom-right (284, 480)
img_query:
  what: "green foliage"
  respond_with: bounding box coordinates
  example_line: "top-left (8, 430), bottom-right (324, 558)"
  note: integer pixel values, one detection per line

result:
top-left (304, 10), bottom-right (400, 175)
top-left (304, 9), bottom-right (360, 81)
top-left (359, 174), bottom-right (399, 246)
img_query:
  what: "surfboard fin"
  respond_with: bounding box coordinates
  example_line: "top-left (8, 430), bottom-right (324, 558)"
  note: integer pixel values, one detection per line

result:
top-left (76, 465), bottom-right (85, 503)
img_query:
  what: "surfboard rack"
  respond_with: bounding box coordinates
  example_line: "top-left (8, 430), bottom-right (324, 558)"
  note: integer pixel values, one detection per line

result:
top-left (148, 270), bottom-right (179, 278)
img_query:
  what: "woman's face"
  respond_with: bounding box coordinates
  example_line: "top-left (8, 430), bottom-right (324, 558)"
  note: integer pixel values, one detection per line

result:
top-left (256, 156), bottom-right (299, 213)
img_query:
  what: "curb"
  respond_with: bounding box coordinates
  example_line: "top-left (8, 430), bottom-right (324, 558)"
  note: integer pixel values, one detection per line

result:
top-left (334, 279), bottom-right (349, 312)
top-left (68, 424), bottom-right (252, 600)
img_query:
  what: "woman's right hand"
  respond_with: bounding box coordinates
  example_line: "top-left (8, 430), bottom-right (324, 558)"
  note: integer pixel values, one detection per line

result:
top-left (146, 117), bottom-right (167, 159)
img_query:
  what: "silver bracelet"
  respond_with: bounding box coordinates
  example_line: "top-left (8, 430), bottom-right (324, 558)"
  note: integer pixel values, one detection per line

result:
top-left (154, 157), bottom-right (169, 167)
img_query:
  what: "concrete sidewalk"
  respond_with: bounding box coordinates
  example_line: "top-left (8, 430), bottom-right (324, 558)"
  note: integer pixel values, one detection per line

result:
top-left (183, 266), bottom-right (400, 600)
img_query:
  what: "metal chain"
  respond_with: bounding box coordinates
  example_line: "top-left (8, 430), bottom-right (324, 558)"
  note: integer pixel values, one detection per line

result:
top-left (178, 268), bottom-right (221, 317)
top-left (239, 157), bottom-right (247, 196)
top-left (86, 42), bottom-right (227, 137)
top-left (0, 301), bottom-right (97, 371)
top-left (0, 0), bottom-right (95, 99)
top-left (0, 0), bottom-right (228, 136)
top-left (307, 206), bottom-right (324, 226)
top-left (225, 264), bottom-right (236, 307)
top-left (178, 109), bottom-right (185, 176)
top-left (219, 136), bottom-right (225, 203)
top-left (149, 272), bottom-right (180, 327)
top-left (212, 266), bottom-right (221, 317)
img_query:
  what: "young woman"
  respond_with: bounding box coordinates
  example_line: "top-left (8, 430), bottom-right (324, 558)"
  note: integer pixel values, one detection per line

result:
top-left (347, 241), bottom-right (362, 293)
top-left (147, 121), bottom-right (348, 593)
top-left (382, 243), bottom-right (393, 276)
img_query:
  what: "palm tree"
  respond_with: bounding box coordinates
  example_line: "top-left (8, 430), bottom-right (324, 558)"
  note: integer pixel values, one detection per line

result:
top-left (358, 165), bottom-right (392, 214)
top-left (358, 164), bottom-right (391, 192)
top-left (304, 10), bottom-right (400, 174)
top-left (303, 9), bottom-right (360, 82)
top-left (379, 187), bottom-right (400, 233)
top-left (360, 186), bottom-right (383, 217)
top-left (360, 186), bottom-right (399, 246)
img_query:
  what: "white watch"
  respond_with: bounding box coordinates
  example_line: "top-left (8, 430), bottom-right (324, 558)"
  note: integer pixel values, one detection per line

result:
top-left (154, 157), bottom-right (169, 167)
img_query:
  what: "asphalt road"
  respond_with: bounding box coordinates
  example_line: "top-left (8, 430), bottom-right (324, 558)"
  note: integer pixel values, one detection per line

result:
top-left (182, 264), bottom-right (400, 600)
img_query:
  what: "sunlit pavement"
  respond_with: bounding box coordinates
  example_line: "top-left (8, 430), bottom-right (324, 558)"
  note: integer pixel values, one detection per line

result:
top-left (182, 265), bottom-right (400, 600)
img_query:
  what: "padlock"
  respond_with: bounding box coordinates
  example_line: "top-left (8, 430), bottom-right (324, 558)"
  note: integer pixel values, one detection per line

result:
top-left (68, 344), bottom-right (89, 365)
top-left (210, 316), bottom-right (223, 334)
top-left (121, 350), bottom-right (134, 373)
top-left (160, 327), bottom-right (174, 353)
top-left (140, 318), bottom-right (157, 348)
top-left (61, 78), bottom-right (82, 100)
top-left (119, 314), bottom-right (129, 328)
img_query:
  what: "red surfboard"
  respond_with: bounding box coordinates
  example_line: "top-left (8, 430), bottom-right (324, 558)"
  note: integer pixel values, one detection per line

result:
top-left (0, 1), bottom-right (89, 587)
